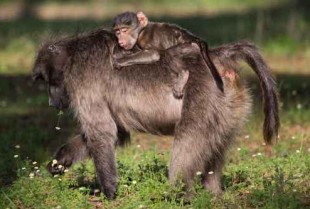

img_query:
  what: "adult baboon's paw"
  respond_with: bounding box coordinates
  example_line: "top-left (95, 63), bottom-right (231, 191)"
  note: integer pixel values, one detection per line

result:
top-left (47, 159), bottom-right (66, 175)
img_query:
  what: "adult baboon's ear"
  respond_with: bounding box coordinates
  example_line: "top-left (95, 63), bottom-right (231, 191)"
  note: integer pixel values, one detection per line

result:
top-left (137, 11), bottom-right (148, 27)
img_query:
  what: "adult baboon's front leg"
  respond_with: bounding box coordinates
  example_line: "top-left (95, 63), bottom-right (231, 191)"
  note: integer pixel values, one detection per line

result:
top-left (81, 108), bottom-right (119, 200)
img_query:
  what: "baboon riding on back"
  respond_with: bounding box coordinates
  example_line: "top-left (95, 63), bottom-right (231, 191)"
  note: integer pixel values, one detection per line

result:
top-left (32, 26), bottom-right (279, 199)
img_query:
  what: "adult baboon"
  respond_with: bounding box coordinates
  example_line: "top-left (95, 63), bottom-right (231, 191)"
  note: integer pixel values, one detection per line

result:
top-left (32, 29), bottom-right (279, 199)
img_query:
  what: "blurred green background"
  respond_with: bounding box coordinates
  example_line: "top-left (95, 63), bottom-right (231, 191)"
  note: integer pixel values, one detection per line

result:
top-left (0, 0), bottom-right (309, 208)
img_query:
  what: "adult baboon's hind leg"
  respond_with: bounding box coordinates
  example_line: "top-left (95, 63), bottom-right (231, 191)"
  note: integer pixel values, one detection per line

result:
top-left (203, 158), bottom-right (225, 195)
top-left (169, 129), bottom-right (206, 199)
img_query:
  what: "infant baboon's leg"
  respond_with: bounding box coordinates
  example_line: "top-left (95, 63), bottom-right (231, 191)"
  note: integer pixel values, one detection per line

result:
top-left (172, 70), bottom-right (189, 98)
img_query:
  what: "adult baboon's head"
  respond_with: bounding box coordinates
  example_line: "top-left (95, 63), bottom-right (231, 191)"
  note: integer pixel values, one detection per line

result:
top-left (32, 43), bottom-right (69, 110)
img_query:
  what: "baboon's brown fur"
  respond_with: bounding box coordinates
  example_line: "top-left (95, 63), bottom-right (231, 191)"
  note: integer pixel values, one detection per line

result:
top-left (32, 29), bottom-right (279, 199)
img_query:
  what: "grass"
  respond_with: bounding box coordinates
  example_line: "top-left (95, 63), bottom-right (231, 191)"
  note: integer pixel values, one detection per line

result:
top-left (0, 0), bottom-right (310, 208)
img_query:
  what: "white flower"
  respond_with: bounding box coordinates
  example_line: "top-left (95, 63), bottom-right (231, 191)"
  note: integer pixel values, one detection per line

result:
top-left (36, 169), bottom-right (40, 173)
top-left (252, 154), bottom-right (257, 157)
top-left (244, 135), bottom-right (250, 139)
top-left (52, 159), bottom-right (58, 166)
top-left (32, 161), bottom-right (37, 165)
top-left (208, 171), bottom-right (214, 175)
top-left (297, 104), bottom-right (302, 109)
top-left (64, 169), bottom-right (69, 173)
top-left (14, 155), bottom-right (19, 158)
top-left (22, 167), bottom-right (26, 170)
top-left (237, 147), bottom-right (241, 151)
top-left (196, 171), bottom-right (202, 176)
top-left (257, 153), bottom-right (262, 156)
top-left (137, 144), bottom-right (141, 148)
top-left (34, 166), bottom-right (38, 169)
top-left (58, 165), bottom-right (63, 169)
top-left (296, 150), bottom-right (300, 153)
top-left (55, 127), bottom-right (61, 130)
top-left (94, 189), bottom-right (100, 193)
top-left (15, 145), bottom-right (20, 149)
top-left (291, 136), bottom-right (296, 140)
top-left (29, 173), bottom-right (34, 178)
top-left (132, 180), bottom-right (137, 185)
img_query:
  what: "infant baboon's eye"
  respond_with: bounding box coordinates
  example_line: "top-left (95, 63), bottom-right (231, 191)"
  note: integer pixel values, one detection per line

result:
top-left (121, 28), bottom-right (128, 33)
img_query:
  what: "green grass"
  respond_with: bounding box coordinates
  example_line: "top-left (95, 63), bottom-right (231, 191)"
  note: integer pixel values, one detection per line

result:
top-left (0, 0), bottom-right (310, 208)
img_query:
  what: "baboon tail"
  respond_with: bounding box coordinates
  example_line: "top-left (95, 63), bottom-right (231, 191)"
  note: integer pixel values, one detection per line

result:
top-left (199, 42), bottom-right (224, 92)
top-left (210, 40), bottom-right (279, 145)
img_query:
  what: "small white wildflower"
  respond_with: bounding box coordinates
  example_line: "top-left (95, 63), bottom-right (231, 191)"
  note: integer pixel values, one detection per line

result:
top-left (252, 154), bottom-right (257, 157)
top-left (54, 174), bottom-right (59, 178)
top-left (55, 127), bottom-right (61, 130)
top-left (262, 142), bottom-right (266, 146)
top-left (132, 180), bottom-right (137, 185)
top-left (297, 104), bottom-right (302, 110)
top-left (79, 187), bottom-right (86, 191)
top-left (32, 161), bottom-right (37, 165)
top-left (139, 205), bottom-right (144, 209)
top-left (15, 145), bottom-right (20, 149)
top-left (55, 206), bottom-right (62, 209)
top-left (237, 147), bottom-right (241, 151)
top-left (257, 152), bottom-right (262, 156)
top-left (29, 173), bottom-right (34, 178)
top-left (34, 166), bottom-right (38, 169)
top-left (291, 136), bottom-right (296, 140)
top-left (123, 184), bottom-right (128, 188)
top-left (137, 144), bottom-right (141, 148)
top-left (22, 167), bottom-right (26, 170)
top-left (58, 164), bottom-right (63, 169)
top-left (208, 171), bottom-right (214, 175)
top-left (244, 135), bottom-right (250, 139)
top-left (94, 189), bottom-right (100, 194)
top-left (52, 159), bottom-right (58, 166)
top-left (36, 169), bottom-right (40, 173)
top-left (196, 171), bottom-right (202, 176)
top-left (296, 150), bottom-right (300, 153)
top-left (58, 178), bottom-right (62, 181)
top-left (293, 189), bottom-right (297, 192)
top-left (14, 155), bottom-right (19, 158)
top-left (64, 169), bottom-right (69, 173)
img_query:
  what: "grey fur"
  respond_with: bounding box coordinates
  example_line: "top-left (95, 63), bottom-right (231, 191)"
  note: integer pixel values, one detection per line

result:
top-left (32, 29), bottom-right (279, 199)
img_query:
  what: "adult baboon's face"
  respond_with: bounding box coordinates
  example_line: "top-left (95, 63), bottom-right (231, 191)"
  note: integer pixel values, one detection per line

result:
top-left (32, 44), bottom-right (70, 110)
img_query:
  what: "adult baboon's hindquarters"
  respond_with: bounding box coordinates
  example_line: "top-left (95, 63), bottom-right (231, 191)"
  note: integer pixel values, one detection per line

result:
top-left (169, 41), bottom-right (279, 194)
top-left (32, 29), bottom-right (279, 199)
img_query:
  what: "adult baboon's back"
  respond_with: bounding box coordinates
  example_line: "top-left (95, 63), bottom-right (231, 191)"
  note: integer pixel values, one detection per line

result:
top-left (32, 29), bottom-right (279, 199)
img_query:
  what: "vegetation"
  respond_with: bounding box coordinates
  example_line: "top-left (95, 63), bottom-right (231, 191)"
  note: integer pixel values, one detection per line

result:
top-left (0, 0), bottom-right (309, 208)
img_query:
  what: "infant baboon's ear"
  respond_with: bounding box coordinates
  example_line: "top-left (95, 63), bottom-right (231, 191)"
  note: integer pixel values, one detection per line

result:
top-left (136, 11), bottom-right (148, 27)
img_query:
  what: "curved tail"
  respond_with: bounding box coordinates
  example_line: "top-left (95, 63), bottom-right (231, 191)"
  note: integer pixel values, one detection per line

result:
top-left (199, 42), bottom-right (224, 92)
top-left (210, 40), bottom-right (279, 145)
